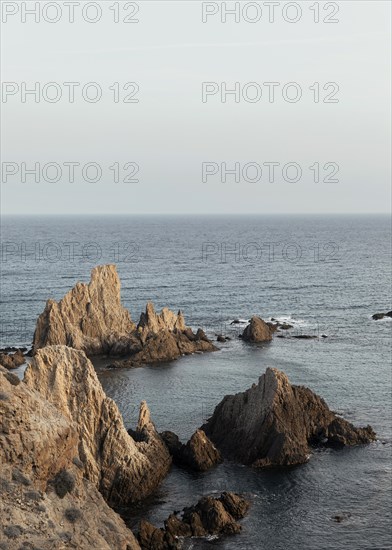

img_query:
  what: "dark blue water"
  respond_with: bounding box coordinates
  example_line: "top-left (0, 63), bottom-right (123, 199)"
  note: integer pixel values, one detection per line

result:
top-left (1, 214), bottom-right (391, 549)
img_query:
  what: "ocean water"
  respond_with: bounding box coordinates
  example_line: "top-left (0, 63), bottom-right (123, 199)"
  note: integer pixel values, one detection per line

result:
top-left (1, 214), bottom-right (391, 549)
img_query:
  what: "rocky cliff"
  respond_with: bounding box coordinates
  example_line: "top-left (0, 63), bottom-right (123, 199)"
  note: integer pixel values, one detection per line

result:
top-left (0, 365), bottom-right (140, 549)
top-left (33, 265), bottom-right (217, 364)
top-left (202, 367), bottom-right (376, 467)
top-left (32, 265), bottom-right (136, 355)
top-left (24, 345), bottom-right (171, 505)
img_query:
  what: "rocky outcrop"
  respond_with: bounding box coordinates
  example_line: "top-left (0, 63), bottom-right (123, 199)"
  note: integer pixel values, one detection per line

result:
top-left (241, 316), bottom-right (276, 342)
top-left (202, 368), bottom-right (376, 468)
top-left (137, 492), bottom-right (250, 549)
top-left (372, 311), bottom-right (392, 320)
top-left (0, 349), bottom-right (26, 369)
top-left (24, 345), bottom-right (171, 505)
top-left (32, 265), bottom-right (136, 356)
top-left (109, 304), bottom-right (217, 368)
top-left (161, 429), bottom-right (222, 472)
top-left (33, 265), bottom-right (217, 365)
top-left (0, 365), bottom-right (140, 550)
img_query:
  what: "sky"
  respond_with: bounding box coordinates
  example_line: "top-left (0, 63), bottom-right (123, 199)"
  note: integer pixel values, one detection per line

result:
top-left (0, 0), bottom-right (391, 215)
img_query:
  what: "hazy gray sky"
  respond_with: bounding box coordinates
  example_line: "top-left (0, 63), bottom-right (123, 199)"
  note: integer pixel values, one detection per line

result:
top-left (1, 0), bottom-right (390, 214)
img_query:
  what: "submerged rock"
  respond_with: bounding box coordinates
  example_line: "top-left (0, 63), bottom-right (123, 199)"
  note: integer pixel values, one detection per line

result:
top-left (161, 429), bottom-right (222, 472)
top-left (137, 492), bottom-right (250, 549)
top-left (24, 345), bottom-right (171, 505)
top-left (202, 368), bottom-right (376, 468)
top-left (0, 364), bottom-right (140, 549)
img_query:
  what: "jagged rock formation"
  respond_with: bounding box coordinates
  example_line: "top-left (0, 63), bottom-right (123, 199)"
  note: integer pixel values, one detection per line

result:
top-left (138, 492), bottom-right (250, 549)
top-left (109, 303), bottom-right (217, 367)
top-left (32, 265), bottom-right (136, 355)
top-left (23, 346), bottom-right (171, 505)
top-left (33, 265), bottom-right (217, 365)
top-left (0, 365), bottom-right (140, 550)
top-left (161, 429), bottom-right (222, 472)
top-left (202, 368), bottom-right (376, 468)
top-left (241, 316), bottom-right (276, 342)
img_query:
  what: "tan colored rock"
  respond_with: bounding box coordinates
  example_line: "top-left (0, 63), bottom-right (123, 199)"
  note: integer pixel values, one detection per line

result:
top-left (24, 345), bottom-right (171, 505)
top-left (241, 316), bottom-right (275, 342)
top-left (0, 349), bottom-right (25, 370)
top-left (33, 265), bottom-right (136, 355)
top-left (138, 302), bottom-right (186, 340)
top-left (32, 265), bottom-right (217, 365)
top-left (202, 367), bottom-right (376, 467)
top-left (0, 365), bottom-right (140, 550)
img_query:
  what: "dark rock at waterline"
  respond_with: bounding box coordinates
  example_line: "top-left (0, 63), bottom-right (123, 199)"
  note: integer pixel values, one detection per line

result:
top-left (279, 323), bottom-right (294, 330)
top-left (160, 429), bottom-right (221, 472)
top-left (137, 492), bottom-right (250, 549)
top-left (230, 319), bottom-right (241, 325)
top-left (292, 335), bottom-right (318, 339)
top-left (216, 334), bottom-right (230, 342)
top-left (242, 316), bottom-right (276, 343)
top-left (202, 367), bottom-right (376, 468)
top-left (372, 311), bottom-right (392, 320)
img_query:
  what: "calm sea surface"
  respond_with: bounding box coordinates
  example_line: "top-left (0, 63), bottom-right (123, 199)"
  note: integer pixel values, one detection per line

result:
top-left (1, 214), bottom-right (391, 549)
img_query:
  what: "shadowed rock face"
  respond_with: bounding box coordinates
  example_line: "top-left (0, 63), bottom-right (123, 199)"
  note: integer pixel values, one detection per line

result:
top-left (33, 265), bottom-right (217, 364)
top-left (241, 316), bottom-right (275, 342)
top-left (138, 492), bottom-right (250, 549)
top-left (0, 364), bottom-right (140, 550)
top-left (24, 346), bottom-right (171, 505)
top-left (160, 429), bottom-right (222, 472)
top-left (33, 265), bottom-right (136, 356)
top-left (202, 368), bottom-right (376, 468)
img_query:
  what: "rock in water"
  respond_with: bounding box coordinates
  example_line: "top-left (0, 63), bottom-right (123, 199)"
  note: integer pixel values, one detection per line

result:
top-left (137, 492), bottom-right (250, 549)
top-left (110, 303), bottom-right (217, 367)
top-left (33, 265), bottom-right (136, 356)
top-left (241, 316), bottom-right (275, 342)
top-left (372, 311), bottom-right (392, 320)
top-left (33, 265), bottom-right (217, 364)
top-left (161, 429), bottom-right (222, 472)
top-left (24, 345), bottom-right (171, 505)
top-left (0, 364), bottom-right (140, 549)
top-left (202, 367), bottom-right (376, 467)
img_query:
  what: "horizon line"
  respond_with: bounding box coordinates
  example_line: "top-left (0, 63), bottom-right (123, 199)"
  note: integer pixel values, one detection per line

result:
top-left (1, 212), bottom-right (391, 217)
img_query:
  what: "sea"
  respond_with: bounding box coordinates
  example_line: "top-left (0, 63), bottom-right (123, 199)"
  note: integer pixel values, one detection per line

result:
top-left (1, 214), bottom-right (391, 550)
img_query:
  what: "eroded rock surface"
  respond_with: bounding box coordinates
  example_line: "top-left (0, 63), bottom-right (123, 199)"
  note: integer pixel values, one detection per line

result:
top-left (241, 316), bottom-right (276, 342)
top-left (0, 365), bottom-right (140, 550)
top-left (202, 367), bottom-right (376, 467)
top-left (24, 345), bottom-right (171, 505)
top-left (33, 265), bottom-right (217, 365)
top-left (33, 264), bottom-right (136, 355)
top-left (137, 492), bottom-right (250, 549)
top-left (109, 303), bottom-right (217, 367)
top-left (161, 429), bottom-right (222, 472)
